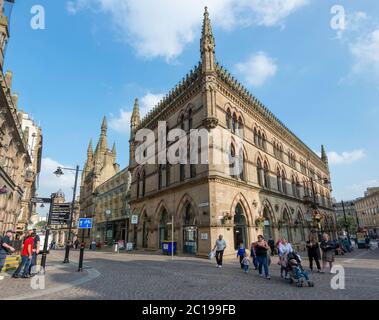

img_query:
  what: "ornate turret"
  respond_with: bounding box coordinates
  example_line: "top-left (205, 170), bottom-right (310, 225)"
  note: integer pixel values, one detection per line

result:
top-left (112, 142), bottom-right (116, 156)
top-left (321, 145), bottom-right (328, 166)
top-left (87, 139), bottom-right (93, 160)
top-left (130, 98), bottom-right (140, 137)
top-left (95, 116), bottom-right (108, 156)
top-left (200, 6), bottom-right (215, 74)
top-left (0, 0), bottom-right (10, 70)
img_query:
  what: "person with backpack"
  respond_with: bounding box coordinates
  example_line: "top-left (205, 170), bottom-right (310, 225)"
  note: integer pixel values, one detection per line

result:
top-left (254, 235), bottom-right (270, 279)
top-left (0, 230), bottom-right (16, 280)
top-left (12, 233), bottom-right (35, 279)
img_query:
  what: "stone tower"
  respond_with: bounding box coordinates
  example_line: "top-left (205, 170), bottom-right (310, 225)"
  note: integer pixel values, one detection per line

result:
top-left (0, 0), bottom-right (9, 71)
top-left (129, 98), bottom-right (140, 166)
top-left (321, 145), bottom-right (329, 167)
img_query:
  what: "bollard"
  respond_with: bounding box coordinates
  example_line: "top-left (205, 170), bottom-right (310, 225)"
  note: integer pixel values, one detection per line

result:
top-left (78, 243), bottom-right (85, 272)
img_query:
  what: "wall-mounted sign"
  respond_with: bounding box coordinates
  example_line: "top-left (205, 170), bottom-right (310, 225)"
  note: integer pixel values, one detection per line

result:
top-left (131, 215), bottom-right (138, 224)
top-left (200, 233), bottom-right (208, 240)
top-left (105, 209), bottom-right (111, 215)
top-left (198, 202), bottom-right (209, 208)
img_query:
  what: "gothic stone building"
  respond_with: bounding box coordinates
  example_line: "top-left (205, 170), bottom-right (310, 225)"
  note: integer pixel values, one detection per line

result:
top-left (79, 117), bottom-right (120, 242)
top-left (128, 8), bottom-right (335, 257)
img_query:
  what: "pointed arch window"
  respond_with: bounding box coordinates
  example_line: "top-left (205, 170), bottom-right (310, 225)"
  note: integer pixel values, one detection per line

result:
top-left (232, 113), bottom-right (237, 134)
top-left (238, 116), bottom-right (243, 137)
top-left (262, 133), bottom-right (267, 151)
top-left (257, 158), bottom-right (263, 186)
top-left (136, 171), bottom-right (141, 198)
top-left (142, 170), bottom-right (146, 197)
top-left (281, 170), bottom-right (287, 194)
top-left (226, 109), bottom-right (231, 130)
top-left (258, 131), bottom-right (262, 148)
top-left (254, 128), bottom-right (258, 146)
top-left (264, 161), bottom-right (270, 189)
top-left (180, 164), bottom-right (185, 182)
top-left (166, 164), bottom-right (171, 187)
top-left (292, 176), bottom-right (296, 197)
top-left (188, 109), bottom-right (193, 130)
top-left (277, 168), bottom-right (282, 192)
top-left (180, 114), bottom-right (185, 130)
top-left (239, 149), bottom-right (245, 181)
top-left (158, 165), bottom-right (163, 190)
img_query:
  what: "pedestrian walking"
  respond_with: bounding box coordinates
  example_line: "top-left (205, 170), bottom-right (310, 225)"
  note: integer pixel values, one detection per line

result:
top-left (268, 238), bottom-right (275, 256)
top-left (254, 235), bottom-right (270, 279)
top-left (320, 233), bottom-right (335, 273)
top-left (278, 237), bottom-right (293, 278)
top-left (13, 232), bottom-right (35, 279)
top-left (306, 234), bottom-right (321, 272)
top-left (236, 243), bottom-right (246, 269)
top-left (29, 228), bottom-right (40, 275)
top-left (250, 242), bottom-right (258, 270)
top-left (74, 239), bottom-right (80, 250)
top-left (212, 235), bottom-right (227, 268)
top-left (241, 253), bottom-right (250, 273)
top-left (0, 230), bottom-right (16, 280)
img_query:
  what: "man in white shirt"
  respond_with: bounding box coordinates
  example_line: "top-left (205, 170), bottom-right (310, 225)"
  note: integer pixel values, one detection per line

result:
top-left (213, 235), bottom-right (227, 268)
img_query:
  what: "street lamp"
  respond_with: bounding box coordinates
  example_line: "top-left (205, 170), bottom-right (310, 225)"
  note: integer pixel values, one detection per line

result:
top-left (54, 165), bottom-right (81, 263)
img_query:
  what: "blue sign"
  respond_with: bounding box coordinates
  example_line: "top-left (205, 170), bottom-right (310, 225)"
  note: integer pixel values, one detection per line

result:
top-left (78, 218), bottom-right (93, 229)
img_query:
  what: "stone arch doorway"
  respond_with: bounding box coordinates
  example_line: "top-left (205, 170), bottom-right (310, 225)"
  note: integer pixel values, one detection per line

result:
top-left (158, 209), bottom-right (170, 248)
top-left (183, 203), bottom-right (197, 255)
top-left (263, 206), bottom-right (274, 241)
top-left (142, 212), bottom-right (149, 248)
top-left (280, 208), bottom-right (292, 242)
top-left (234, 203), bottom-right (247, 249)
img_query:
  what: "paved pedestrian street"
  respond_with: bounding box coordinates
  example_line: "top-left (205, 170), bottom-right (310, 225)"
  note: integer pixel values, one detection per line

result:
top-left (0, 247), bottom-right (378, 300)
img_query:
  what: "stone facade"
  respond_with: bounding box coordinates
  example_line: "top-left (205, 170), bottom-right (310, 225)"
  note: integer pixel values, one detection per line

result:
top-left (0, 1), bottom-right (42, 234)
top-left (128, 8), bottom-right (335, 257)
top-left (79, 117), bottom-right (120, 242)
top-left (91, 167), bottom-right (130, 244)
top-left (355, 187), bottom-right (379, 237)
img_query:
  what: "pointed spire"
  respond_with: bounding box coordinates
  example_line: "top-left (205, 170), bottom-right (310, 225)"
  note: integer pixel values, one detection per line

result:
top-left (87, 139), bottom-right (93, 158)
top-left (130, 98), bottom-right (140, 137)
top-left (200, 6), bottom-right (215, 73)
top-left (101, 116), bottom-right (107, 135)
top-left (321, 145), bottom-right (328, 166)
top-left (112, 142), bottom-right (116, 155)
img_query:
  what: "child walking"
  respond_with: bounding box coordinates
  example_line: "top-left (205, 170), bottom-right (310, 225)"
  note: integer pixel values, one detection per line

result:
top-left (236, 242), bottom-right (246, 269)
top-left (242, 253), bottom-right (251, 273)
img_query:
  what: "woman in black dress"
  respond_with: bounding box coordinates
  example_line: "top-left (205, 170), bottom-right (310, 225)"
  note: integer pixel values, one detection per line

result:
top-left (306, 234), bottom-right (321, 272)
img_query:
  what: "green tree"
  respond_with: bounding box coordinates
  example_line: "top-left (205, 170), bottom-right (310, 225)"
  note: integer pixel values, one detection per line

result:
top-left (336, 216), bottom-right (358, 234)
top-left (34, 220), bottom-right (47, 230)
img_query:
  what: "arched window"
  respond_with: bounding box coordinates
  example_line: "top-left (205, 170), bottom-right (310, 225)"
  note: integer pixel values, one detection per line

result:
top-left (238, 116), bottom-right (243, 137)
top-left (296, 177), bottom-right (301, 198)
top-left (262, 134), bottom-right (267, 151)
top-left (180, 114), bottom-right (185, 130)
top-left (158, 165), bottom-right (163, 190)
top-left (229, 144), bottom-right (236, 178)
top-left (257, 158), bottom-right (263, 186)
top-left (232, 113), bottom-right (237, 134)
top-left (277, 168), bottom-right (282, 192)
top-left (136, 172), bottom-right (140, 198)
top-left (226, 109), bottom-right (231, 129)
top-left (188, 109), bottom-right (193, 130)
top-left (292, 176), bottom-right (296, 197)
top-left (258, 131), bottom-right (262, 148)
top-left (281, 170), bottom-right (287, 194)
top-left (239, 149), bottom-right (245, 181)
top-left (166, 164), bottom-right (171, 187)
top-left (264, 161), bottom-right (270, 189)
top-left (142, 170), bottom-right (146, 196)
top-left (190, 164), bottom-right (196, 178)
top-left (254, 128), bottom-right (258, 145)
top-left (180, 164), bottom-right (185, 182)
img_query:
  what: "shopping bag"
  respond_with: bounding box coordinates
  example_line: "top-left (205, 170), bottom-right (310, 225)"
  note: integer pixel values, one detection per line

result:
top-left (208, 250), bottom-right (215, 260)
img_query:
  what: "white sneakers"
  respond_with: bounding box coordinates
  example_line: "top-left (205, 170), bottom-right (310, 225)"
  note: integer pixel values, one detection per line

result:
top-left (216, 264), bottom-right (222, 268)
top-left (0, 275), bottom-right (4, 280)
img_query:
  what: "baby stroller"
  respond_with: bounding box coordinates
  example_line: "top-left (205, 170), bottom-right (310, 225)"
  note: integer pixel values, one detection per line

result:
top-left (285, 252), bottom-right (314, 288)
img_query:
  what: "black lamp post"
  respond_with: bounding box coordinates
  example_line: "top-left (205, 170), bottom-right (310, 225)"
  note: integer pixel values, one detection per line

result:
top-left (54, 165), bottom-right (81, 264)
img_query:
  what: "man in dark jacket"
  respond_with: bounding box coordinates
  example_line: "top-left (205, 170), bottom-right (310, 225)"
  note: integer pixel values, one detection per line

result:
top-left (0, 230), bottom-right (16, 280)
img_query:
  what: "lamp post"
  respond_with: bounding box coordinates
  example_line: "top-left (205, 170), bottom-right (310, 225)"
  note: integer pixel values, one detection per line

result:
top-left (54, 165), bottom-right (81, 264)
top-left (105, 209), bottom-right (111, 245)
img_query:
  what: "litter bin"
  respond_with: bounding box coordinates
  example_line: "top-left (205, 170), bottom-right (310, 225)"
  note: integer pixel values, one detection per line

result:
top-left (90, 241), bottom-right (96, 250)
top-left (161, 241), bottom-right (176, 255)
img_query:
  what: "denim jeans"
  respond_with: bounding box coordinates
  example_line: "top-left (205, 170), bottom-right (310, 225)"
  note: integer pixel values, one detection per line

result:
top-left (256, 255), bottom-right (269, 277)
top-left (14, 255), bottom-right (31, 277)
top-left (0, 252), bottom-right (7, 273)
top-left (29, 252), bottom-right (37, 274)
top-left (243, 264), bottom-right (249, 272)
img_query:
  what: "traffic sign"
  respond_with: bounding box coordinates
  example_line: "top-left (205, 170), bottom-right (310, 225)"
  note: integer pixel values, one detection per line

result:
top-left (51, 203), bottom-right (71, 223)
top-left (78, 218), bottom-right (93, 229)
top-left (31, 197), bottom-right (52, 203)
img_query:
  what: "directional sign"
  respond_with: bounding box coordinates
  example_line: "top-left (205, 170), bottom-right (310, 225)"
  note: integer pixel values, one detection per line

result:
top-left (31, 197), bottom-right (52, 204)
top-left (78, 218), bottom-right (93, 229)
top-left (51, 203), bottom-right (71, 223)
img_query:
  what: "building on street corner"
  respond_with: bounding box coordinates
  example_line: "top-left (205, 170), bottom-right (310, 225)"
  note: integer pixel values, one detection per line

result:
top-left (0, 1), bottom-right (42, 234)
top-left (127, 8), bottom-right (336, 257)
top-left (355, 187), bottom-right (379, 238)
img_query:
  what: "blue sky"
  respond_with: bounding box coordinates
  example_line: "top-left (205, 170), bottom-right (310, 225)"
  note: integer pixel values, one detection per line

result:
top-left (5, 0), bottom-right (379, 213)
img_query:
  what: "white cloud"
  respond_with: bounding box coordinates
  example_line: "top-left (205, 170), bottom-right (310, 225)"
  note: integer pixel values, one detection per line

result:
top-left (37, 158), bottom-right (80, 215)
top-left (66, 0), bottom-right (309, 61)
top-left (235, 51), bottom-right (277, 87)
top-left (109, 92), bottom-right (164, 134)
top-left (350, 28), bottom-right (379, 80)
top-left (327, 149), bottom-right (366, 165)
top-left (348, 179), bottom-right (379, 196)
